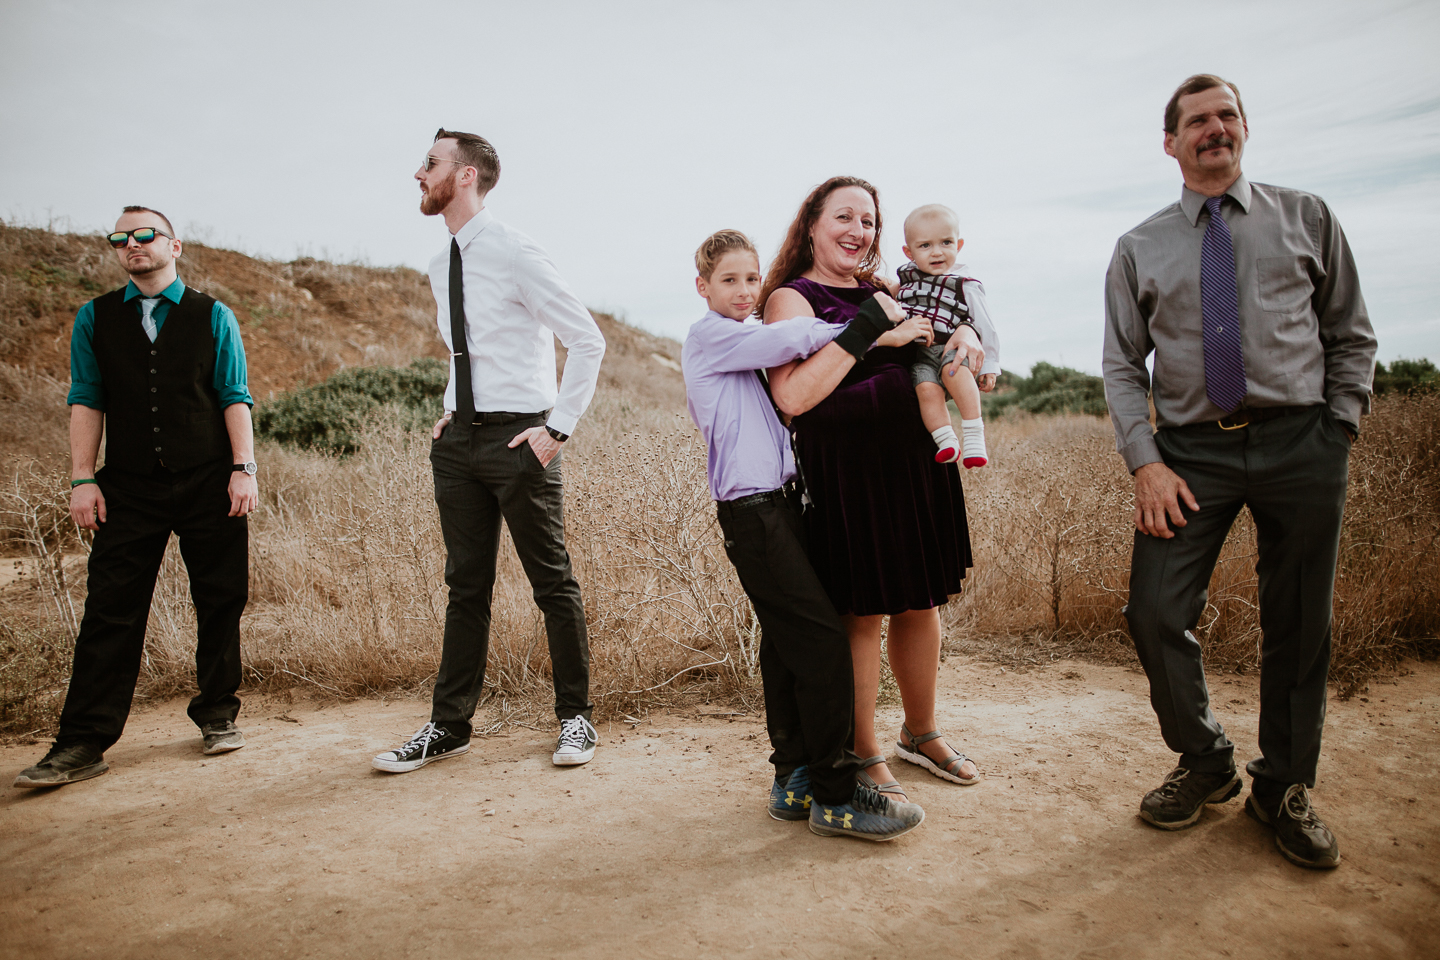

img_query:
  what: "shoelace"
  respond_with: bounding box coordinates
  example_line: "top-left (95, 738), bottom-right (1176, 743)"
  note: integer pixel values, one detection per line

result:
top-left (1154, 768), bottom-right (1190, 799)
top-left (398, 722), bottom-right (443, 759)
top-left (557, 716), bottom-right (596, 750)
top-left (1281, 784), bottom-right (1320, 825)
top-left (852, 784), bottom-right (891, 815)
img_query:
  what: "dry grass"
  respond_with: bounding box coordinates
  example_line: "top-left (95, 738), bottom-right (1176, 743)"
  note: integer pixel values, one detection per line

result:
top-left (945, 396), bottom-right (1440, 693)
top-left (2, 225), bottom-right (1434, 735)
top-left (4, 393), bottom-right (1436, 737)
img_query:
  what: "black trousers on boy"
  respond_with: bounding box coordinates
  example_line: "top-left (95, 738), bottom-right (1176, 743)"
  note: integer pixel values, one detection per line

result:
top-left (57, 460), bottom-right (247, 751)
top-left (428, 415), bottom-right (591, 738)
top-left (717, 490), bottom-right (860, 805)
top-left (1124, 405), bottom-right (1351, 806)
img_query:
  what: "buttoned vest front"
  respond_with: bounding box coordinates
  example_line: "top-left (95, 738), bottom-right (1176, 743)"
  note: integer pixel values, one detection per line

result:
top-left (90, 286), bottom-right (231, 473)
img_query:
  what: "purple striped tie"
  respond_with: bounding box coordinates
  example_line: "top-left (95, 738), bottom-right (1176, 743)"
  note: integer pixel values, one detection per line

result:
top-left (1200, 196), bottom-right (1246, 413)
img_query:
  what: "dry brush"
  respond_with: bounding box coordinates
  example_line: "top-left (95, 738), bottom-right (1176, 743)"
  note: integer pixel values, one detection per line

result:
top-left (2, 395), bottom-right (1436, 736)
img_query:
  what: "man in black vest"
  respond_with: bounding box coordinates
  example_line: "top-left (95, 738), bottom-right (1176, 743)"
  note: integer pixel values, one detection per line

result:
top-left (14, 206), bottom-right (260, 789)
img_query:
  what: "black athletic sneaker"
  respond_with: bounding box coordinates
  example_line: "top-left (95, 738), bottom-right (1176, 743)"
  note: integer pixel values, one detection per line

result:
top-left (808, 783), bottom-right (925, 841)
top-left (1246, 784), bottom-right (1340, 869)
top-left (1139, 765), bottom-right (1242, 830)
top-left (769, 766), bottom-right (812, 821)
top-left (372, 722), bottom-right (469, 773)
top-left (13, 742), bottom-right (109, 788)
top-left (201, 720), bottom-right (246, 755)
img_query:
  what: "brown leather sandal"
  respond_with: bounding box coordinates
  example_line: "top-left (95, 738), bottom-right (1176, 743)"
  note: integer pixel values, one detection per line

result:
top-left (895, 724), bottom-right (980, 785)
top-left (857, 754), bottom-right (908, 801)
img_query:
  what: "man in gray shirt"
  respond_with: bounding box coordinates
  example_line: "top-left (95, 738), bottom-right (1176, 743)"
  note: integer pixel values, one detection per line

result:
top-left (1103, 74), bottom-right (1376, 869)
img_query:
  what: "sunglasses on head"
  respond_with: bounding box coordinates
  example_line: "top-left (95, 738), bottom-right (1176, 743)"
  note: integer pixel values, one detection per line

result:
top-left (107, 227), bottom-right (174, 248)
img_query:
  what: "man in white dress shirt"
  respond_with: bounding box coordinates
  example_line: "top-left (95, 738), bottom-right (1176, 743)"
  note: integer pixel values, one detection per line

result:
top-left (373, 128), bottom-right (606, 774)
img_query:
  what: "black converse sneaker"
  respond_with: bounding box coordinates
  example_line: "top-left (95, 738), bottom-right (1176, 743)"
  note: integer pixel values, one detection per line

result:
top-left (552, 716), bottom-right (598, 766)
top-left (372, 722), bottom-right (469, 773)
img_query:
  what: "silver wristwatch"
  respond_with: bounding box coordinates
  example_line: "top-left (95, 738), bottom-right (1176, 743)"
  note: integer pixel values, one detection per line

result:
top-left (232, 461), bottom-right (258, 476)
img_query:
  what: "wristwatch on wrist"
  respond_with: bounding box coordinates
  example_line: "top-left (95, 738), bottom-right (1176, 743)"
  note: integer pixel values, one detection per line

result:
top-left (232, 461), bottom-right (258, 476)
top-left (545, 426), bottom-right (569, 444)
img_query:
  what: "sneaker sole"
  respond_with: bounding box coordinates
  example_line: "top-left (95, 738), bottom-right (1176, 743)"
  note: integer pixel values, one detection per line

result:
top-left (1244, 798), bottom-right (1341, 869)
top-left (808, 808), bottom-right (925, 842)
top-left (202, 738), bottom-right (245, 755)
top-left (13, 760), bottom-right (109, 788)
top-left (1139, 775), bottom-right (1242, 831)
top-left (769, 806), bottom-right (811, 822)
top-left (371, 744), bottom-right (469, 773)
top-left (552, 746), bottom-right (596, 766)
top-left (894, 743), bottom-right (981, 786)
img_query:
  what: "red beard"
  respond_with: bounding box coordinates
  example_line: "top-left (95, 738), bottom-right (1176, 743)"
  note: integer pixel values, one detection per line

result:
top-left (420, 171), bottom-right (459, 216)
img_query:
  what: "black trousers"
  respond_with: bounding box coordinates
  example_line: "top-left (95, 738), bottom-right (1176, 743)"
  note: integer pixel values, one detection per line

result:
top-left (428, 416), bottom-right (591, 738)
top-left (57, 460), bottom-right (247, 750)
top-left (1125, 406), bottom-right (1351, 804)
top-left (717, 492), bottom-right (860, 805)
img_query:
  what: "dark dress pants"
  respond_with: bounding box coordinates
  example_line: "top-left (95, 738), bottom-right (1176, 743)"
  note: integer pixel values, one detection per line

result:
top-left (717, 493), bottom-right (860, 805)
top-left (1124, 406), bottom-right (1351, 804)
top-left (57, 460), bottom-right (247, 750)
top-left (429, 416), bottom-right (591, 738)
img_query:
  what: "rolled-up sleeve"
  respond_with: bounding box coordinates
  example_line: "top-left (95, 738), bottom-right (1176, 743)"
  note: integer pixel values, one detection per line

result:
top-left (1103, 238), bottom-right (1162, 472)
top-left (513, 237), bottom-right (605, 437)
top-left (1311, 201), bottom-right (1377, 430)
top-left (211, 301), bottom-right (253, 407)
top-left (964, 280), bottom-right (1001, 376)
top-left (67, 301), bottom-right (106, 410)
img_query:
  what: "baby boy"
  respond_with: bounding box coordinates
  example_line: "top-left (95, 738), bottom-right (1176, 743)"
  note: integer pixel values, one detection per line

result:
top-left (896, 204), bottom-right (1000, 467)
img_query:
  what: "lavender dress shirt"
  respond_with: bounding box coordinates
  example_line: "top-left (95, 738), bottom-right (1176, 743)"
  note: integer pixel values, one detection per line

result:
top-left (682, 310), bottom-right (842, 502)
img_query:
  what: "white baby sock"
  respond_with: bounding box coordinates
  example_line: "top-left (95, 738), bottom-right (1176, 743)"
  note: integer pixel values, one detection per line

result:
top-left (961, 418), bottom-right (988, 468)
top-left (931, 425), bottom-right (960, 464)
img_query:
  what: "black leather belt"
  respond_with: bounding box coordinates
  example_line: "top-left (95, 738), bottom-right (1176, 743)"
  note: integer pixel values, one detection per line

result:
top-left (470, 410), bottom-right (548, 426)
top-left (716, 488), bottom-right (787, 515)
top-left (1212, 404), bottom-right (1316, 430)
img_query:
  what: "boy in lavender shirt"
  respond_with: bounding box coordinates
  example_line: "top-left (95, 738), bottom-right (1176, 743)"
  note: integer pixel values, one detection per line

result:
top-left (682, 229), bottom-right (926, 842)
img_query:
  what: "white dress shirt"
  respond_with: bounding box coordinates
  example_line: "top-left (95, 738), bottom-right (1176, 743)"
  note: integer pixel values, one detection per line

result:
top-left (429, 208), bottom-right (606, 437)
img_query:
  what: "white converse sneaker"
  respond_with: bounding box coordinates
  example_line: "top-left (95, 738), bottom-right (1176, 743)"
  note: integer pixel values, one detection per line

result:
top-left (552, 716), bottom-right (598, 766)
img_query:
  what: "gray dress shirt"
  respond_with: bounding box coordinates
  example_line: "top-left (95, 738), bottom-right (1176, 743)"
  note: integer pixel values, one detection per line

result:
top-left (1103, 175), bottom-right (1377, 473)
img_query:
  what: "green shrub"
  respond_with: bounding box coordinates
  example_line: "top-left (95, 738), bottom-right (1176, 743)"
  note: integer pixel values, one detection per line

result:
top-left (1374, 358), bottom-right (1438, 395)
top-left (984, 361), bottom-right (1108, 417)
top-left (255, 357), bottom-right (447, 454)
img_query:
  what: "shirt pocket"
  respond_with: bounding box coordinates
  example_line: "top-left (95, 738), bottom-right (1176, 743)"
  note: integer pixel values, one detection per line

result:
top-left (1256, 256), bottom-right (1312, 315)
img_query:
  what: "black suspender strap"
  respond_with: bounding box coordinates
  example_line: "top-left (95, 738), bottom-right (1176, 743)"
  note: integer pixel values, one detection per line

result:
top-left (754, 369), bottom-right (811, 509)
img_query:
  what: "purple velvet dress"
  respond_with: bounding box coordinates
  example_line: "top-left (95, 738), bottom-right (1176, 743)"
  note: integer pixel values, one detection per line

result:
top-left (784, 277), bottom-right (972, 616)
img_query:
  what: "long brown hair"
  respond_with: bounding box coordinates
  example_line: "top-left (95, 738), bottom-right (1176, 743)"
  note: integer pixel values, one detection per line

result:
top-left (756, 176), bottom-right (883, 316)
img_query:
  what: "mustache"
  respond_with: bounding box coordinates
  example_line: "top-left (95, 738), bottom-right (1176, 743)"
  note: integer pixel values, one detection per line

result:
top-left (1197, 135), bottom-right (1235, 154)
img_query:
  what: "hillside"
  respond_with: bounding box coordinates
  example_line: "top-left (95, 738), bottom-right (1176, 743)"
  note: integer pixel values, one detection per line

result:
top-left (0, 221), bottom-right (686, 463)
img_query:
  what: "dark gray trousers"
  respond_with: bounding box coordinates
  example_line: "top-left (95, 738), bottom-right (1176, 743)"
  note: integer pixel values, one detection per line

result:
top-left (428, 415), bottom-right (591, 738)
top-left (1125, 405), bottom-right (1351, 804)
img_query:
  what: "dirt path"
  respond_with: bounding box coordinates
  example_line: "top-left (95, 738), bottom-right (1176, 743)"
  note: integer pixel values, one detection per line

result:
top-left (2, 657), bottom-right (1436, 960)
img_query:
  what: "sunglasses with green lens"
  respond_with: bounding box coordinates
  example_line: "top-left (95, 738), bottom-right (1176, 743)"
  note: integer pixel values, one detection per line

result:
top-left (107, 227), bottom-right (173, 248)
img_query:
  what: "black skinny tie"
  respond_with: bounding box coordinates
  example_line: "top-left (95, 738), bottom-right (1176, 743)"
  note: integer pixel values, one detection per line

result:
top-left (449, 238), bottom-right (475, 422)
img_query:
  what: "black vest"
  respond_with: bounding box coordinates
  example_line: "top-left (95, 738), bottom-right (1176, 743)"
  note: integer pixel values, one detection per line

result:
top-left (91, 286), bottom-right (232, 473)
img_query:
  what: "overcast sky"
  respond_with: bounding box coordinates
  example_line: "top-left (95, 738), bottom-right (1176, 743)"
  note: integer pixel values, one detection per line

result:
top-left (3, 0), bottom-right (1436, 373)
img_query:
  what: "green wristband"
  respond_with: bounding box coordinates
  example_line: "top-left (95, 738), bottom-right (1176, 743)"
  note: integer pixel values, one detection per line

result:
top-left (71, 478), bottom-right (98, 488)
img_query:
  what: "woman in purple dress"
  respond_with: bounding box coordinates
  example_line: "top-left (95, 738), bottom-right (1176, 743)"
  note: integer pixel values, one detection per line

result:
top-left (761, 176), bottom-right (984, 799)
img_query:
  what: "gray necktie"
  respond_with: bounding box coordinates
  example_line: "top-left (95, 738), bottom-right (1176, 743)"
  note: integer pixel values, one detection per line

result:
top-left (140, 298), bottom-right (161, 343)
